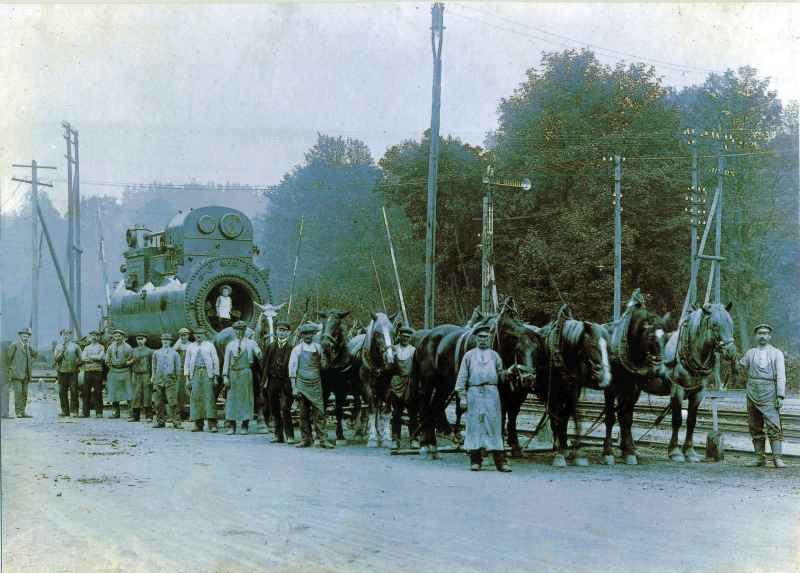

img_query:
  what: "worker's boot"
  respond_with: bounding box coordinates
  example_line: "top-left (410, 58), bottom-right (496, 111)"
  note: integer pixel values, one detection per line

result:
top-left (225, 422), bottom-right (236, 436)
top-left (770, 440), bottom-right (786, 468)
top-left (112, 403), bottom-right (121, 418)
top-left (144, 407), bottom-right (152, 421)
top-left (191, 420), bottom-right (203, 432)
top-left (749, 438), bottom-right (767, 467)
top-left (240, 420), bottom-right (249, 435)
top-left (128, 408), bottom-right (140, 422)
top-left (209, 419), bottom-right (218, 433)
top-left (493, 451), bottom-right (512, 473)
top-left (469, 450), bottom-right (482, 471)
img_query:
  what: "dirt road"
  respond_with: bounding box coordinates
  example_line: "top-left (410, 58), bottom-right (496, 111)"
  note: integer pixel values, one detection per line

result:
top-left (2, 385), bottom-right (800, 573)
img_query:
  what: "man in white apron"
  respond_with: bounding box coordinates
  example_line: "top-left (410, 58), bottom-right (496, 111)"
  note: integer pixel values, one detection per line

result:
top-left (455, 325), bottom-right (512, 472)
top-left (222, 321), bottom-right (262, 435)
top-left (288, 323), bottom-right (333, 449)
top-left (739, 323), bottom-right (787, 468)
top-left (185, 328), bottom-right (220, 432)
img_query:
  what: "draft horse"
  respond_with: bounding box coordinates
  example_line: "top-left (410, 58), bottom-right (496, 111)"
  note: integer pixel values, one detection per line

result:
top-left (602, 290), bottom-right (671, 465)
top-left (413, 297), bottom-right (538, 460)
top-left (533, 305), bottom-right (612, 467)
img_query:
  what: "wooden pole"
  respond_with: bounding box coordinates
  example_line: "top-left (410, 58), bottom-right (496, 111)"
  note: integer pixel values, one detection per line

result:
top-left (424, 3), bottom-right (444, 329)
top-left (714, 154), bottom-right (724, 304)
top-left (287, 215), bottom-right (304, 318)
top-left (370, 255), bottom-right (387, 313)
top-left (73, 129), bottom-right (82, 332)
top-left (680, 186), bottom-right (721, 323)
top-left (613, 154), bottom-right (622, 321)
top-left (382, 206), bottom-right (409, 326)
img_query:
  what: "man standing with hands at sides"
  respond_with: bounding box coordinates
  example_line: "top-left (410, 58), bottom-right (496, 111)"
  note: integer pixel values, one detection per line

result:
top-left (80, 330), bottom-right (105, 418)
top-left (222, 321), bottom-right (262, 435)
top-left (739, 323), bottom-right (788, 468)
top-left (185, 328), bottom-right (220, 432)
top-left (455, 324), bottom-right (512, 472)
top-left (54, 328), bottom-right (82, 417)
top-left (105, 329), bottom-right (134, 419)
top-left (6, 327), bottom-right (37, 418)
top-left (288, 323), bottom-right (333, 449)
top-left (151, 332), bottom-right (182, 429)
top-left (173, 327), bottom-right (193, 420)
top-left (130, 334), bottom-right (154, 422)
top-left (261, 320), bottom-right (296, 443)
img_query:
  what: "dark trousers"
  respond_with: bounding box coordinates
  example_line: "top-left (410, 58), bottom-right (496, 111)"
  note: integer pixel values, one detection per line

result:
top-left (268, 378), bottom-right (294, 440)
top-left (11, 379), bottom-right (29, 416)
top-left (390, 394), bottom-right (418, 440)
top-left (470, 449), bottom-right (507, 469)
top-left (747, 398), bottom-right (783, 441)
top-left (57, 372), bottom-right (79, 415)
top-left (298, 395), bottom-right (326, 443)
top-left (82, 371), bottom-right (104, 415)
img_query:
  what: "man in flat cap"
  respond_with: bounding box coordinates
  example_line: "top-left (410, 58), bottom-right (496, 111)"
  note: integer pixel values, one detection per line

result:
top-left (105, 329), bottom-right (134, 419)
top-left (80, 331), bottom-right (106, 417)
top-left (388, 325), bottom-right (418, 450)
top-left (222, 320), bottom-right (262, 435)
top-left (130, 334), bottom-right (154, 422)
top-left (289, 323), bottom-right (333, 448)
top-left (261, 319), bottom-right (296, 443)
top-left (455, 324), bottom-right (512, 472)
top-left (151, 332), bottom-right (182, 429)
top-left (5, 328), bottom-right (37, 418)
top-left (54, 328), bottom-right (82, 417)
top-left (739, 323), bottom-right (787, 468)
top-left (173, 327), bottom-right (194, 420)
top-left (185, 328), bottom-right (220, 432)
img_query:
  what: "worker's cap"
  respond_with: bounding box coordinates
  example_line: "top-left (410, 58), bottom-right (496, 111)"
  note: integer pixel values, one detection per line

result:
top-left (753, 323), bottom-right (773, 334)
top-left (193, 327), bottom-right (208, 335)
top-left (161, 333), bottom-right (174, 340)
top-left (299, 323), bottom-right (318, 335)
top-left (177, 327), bottom-right (191, 335)
top-left (232, 320), bottom-right (248, 330)
top-left (89, 330), bottom-right (101, 336)
top-left (473, 324), bottom-right (492, 335)
top-left (135, 333), bottom-right (148, 339)
top-left (398, 326), bottom-right (414, 336)
top-left (18, 327), bottom-right (32, 335)
top-left (112, 329), bottom-right (126, 337)
top-left (220, 285), bottom-right (232, 292)
top-left (275, 320), bottom-right (292, 330)
top-left (59, 328), bottom-right (74, 335)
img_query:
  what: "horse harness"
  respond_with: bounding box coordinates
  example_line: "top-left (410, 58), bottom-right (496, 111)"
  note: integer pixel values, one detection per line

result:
top-left (609, 307), bottom-right (656, 378)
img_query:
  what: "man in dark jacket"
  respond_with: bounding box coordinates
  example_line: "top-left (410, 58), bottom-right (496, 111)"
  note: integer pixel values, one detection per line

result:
top-left (261, 320), bottom-right (295, 443)
top-left (5, 328), bottom-right (37, 418)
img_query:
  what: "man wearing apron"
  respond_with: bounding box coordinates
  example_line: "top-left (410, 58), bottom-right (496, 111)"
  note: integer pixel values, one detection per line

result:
top-left (455, 324), bottom-right (512, 472)
top-left (173, 327), bottom-right (193, 420)
top-left (104, 329), bottom-right (134, 419)
top-left (185, 328), bottom-right (220, 432)
top-left (739, 323), bottom-right (787, 468)
top-left (388, 326), bottom-right (418, 450)
top-left (288, 323), bottom-right (333, 449)
top-left (222, 321), bottom-right (262, 435)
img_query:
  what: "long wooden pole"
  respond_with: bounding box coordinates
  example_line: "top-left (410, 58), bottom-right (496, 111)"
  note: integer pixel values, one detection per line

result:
top-left (613, 154), bottom-right (622, 320)
top-left (287, 215), bottom-right (304, 318)
top-left (370, 255), bottom-right (387, 313)
top-left (382, 206), bottom-right (409, 326)
top-left (680, 186), bottom-right (721, 323)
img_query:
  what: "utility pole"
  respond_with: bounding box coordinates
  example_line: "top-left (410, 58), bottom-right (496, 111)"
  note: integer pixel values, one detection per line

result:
top-left (12, 161), bottom-right (80, 336)
top-left (31, 165), bottom-right (40, 348)
top-left (714, 154), bottom-right (724, 304)
top-left (687, 130), bottom-right (701, 305)
top-left (613, 154), bottom-right (623, 321)
top-left (423, 2), bottom-right (444, 329)
top-left (63, 122), bottom-right (75, 314)
top-left (73, 129), bottom-right (82, 331)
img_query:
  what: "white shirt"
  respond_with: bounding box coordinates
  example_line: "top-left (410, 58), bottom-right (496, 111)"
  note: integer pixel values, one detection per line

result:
top-left (288, 341), bottom-right (323, 379)
top-left (216, 295), bottom-right (233, 319)
top-left (185, 340), bottom-right (220, 378)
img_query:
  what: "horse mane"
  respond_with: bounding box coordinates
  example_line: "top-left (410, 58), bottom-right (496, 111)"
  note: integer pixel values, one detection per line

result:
top-left (562, 320), bottom-right (586, 347)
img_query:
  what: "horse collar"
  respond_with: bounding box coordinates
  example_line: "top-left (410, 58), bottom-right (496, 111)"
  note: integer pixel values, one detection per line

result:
top-left (677, 318), bottom-right (714, 378)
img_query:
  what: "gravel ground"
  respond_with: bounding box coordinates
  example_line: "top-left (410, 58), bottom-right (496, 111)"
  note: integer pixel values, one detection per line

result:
top-left (2, 385), bottom-right (799, 573)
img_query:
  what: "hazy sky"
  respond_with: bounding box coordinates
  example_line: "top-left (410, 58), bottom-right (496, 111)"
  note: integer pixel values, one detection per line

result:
top-left (2, 2), bottom-right (798, 214)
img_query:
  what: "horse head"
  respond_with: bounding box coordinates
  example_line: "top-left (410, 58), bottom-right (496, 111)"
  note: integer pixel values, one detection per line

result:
top-left (365, 311), bottom-right (399, 371)
top-left (562, 320), bottom-right (612, 389)
top-left (699, 302), bottom-right (737, 360)
top-left (626, 299), bottom-right (671, 370)
top-left (253, 302), bottom-right (285, 343)
top-left (318, 308), bottom-right (351, 366)
top-left (492, 302), bottom-right (540, 389)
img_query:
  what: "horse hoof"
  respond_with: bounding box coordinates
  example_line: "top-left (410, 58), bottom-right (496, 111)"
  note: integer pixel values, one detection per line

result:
top-left (430, 447), bottom-right (441, 460)
top-left (510, 447), bottom-right (523, 459)
top-left (335, 439), bottom-right (348, 447)
top-left (574, 457), bottom-right (590, 467)
top-left (552, 454), bottom-right (567, 468)
top-left (367, 439), bottom-right (378, 448)
top-left (624, 455), bottom-right (638, 466)
top-left (410, 440), bottom-right (420, 449)
top-left (602, 455), bottom-right (615, 466)
top-left (686, 450), bottom-right (702, 464)
top-left (670, 453), bottom-right (686, 463)
top-left (389, 440), bottom-right (398, 450)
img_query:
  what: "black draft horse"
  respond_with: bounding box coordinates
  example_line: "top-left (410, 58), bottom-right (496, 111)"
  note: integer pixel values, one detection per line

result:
top-left (533, 305), bottom-right (612, 467)
top-left (602, 290), bottom-right (671, 465)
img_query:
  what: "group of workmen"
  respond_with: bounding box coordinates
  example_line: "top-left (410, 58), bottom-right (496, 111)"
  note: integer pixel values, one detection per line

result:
top-left (2, 318), bottom-right (791, 470)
